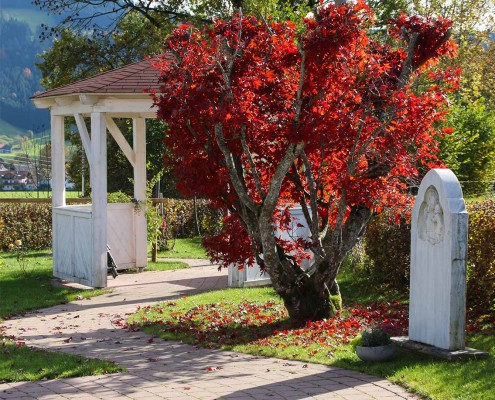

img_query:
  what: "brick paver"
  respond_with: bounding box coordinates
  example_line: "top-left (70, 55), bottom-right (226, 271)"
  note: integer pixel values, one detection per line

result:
top-left (0, 262), bottom-right (418, 399)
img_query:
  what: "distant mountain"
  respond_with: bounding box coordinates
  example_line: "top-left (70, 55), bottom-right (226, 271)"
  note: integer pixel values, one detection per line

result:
top-left (0, 0), bottom-right (52, 135)
top-left (0, 0), bottom-right (115, 137)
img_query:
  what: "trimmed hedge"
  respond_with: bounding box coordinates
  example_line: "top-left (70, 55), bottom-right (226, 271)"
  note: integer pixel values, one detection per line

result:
top-left (466, 199), bottom-right (495, 319)
top-left (364, 212), bottom-right (411, 289)
top-left (0, 199), bottom-right (224, 251)
top-left (363, 198), bottom-right (495, 319)
top-left (0, 203), bottom-right (52, 250)
top-left (156, 198), bottom-right (223, 239)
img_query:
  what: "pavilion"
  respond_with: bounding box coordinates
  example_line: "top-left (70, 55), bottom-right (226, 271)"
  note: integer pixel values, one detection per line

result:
top-left (32, 58), bottom-right (168, 288)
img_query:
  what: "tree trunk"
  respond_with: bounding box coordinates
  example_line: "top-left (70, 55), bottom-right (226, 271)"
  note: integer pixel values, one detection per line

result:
top-left (276, 274), bottom-right (342, 325)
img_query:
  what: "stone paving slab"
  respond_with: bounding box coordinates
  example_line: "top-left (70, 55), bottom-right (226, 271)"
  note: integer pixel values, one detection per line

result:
top-left (0, 263), bottom-right (418, 400)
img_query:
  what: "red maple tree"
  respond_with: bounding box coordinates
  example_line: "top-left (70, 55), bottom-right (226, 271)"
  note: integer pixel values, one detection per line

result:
top-left (153, 2), bottom-right (458, 323)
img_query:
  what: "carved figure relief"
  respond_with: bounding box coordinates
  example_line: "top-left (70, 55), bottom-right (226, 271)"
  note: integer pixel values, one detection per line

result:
top-left (418, 186), bottom-right (445, 245)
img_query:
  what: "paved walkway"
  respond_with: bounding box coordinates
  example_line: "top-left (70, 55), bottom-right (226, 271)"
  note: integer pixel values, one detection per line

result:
top-left (0, 262), bottom-right (417, 400)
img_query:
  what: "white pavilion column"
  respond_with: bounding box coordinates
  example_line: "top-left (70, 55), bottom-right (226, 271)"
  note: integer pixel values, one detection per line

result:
top-left (51, 115), bottom-right (66, 207)
top-left (51, 114), bottom-right (66, 277)
top-left (133, 118), bottom-right (147, 268)
top-left (91, 112), bottom-right (108, 287)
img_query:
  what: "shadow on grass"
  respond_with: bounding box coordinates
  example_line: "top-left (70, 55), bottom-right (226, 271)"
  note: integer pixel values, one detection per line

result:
top-left (140, 317), bottom-right (290, 349)
top-left (0, 267), bottom-right (103, 321)
top-left (334, 346), bottom-right (495, 399)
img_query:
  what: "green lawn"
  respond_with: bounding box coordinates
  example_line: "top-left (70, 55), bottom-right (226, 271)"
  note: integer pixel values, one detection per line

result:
top-left (0, 339), bottom-right (123, 382)
top-left (125, 260), bottom-right (189, 273)
top-left (0, 191), bottom-right (82, 199)
top-left (128, 268), bottom-right (495, 400)
top-left (0, 251), bottom-right (123, 381)
top-left (154, 237), bottom-right (208, 259)
top-left (0, 251), bottom-right (106, 321)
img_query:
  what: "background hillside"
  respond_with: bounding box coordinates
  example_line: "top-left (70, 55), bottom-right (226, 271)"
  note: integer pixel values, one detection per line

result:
top-left (0, 0), bottom-right (111, 146)
top-left (0, 0), bottom-right (53, 139)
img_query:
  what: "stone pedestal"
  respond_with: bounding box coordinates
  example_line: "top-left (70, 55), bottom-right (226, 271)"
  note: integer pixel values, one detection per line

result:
top-left (391, 336), bottom-right (489, 361)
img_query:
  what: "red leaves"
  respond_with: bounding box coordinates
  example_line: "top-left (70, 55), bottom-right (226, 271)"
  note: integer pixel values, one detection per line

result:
top-left (131, 300), bottom-right (409, 355)
top-left (205, 366), bottom-right (223, 372)
top-left (203, 215), bottom-right (256, 270)
top-left (153, 6), bottom-right (458, 275)
top-left (392, 13), bottom-right (456, 70)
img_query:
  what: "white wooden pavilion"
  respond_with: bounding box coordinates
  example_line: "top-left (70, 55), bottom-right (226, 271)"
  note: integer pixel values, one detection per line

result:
top-left (32, 59), bottom-right (166, 288)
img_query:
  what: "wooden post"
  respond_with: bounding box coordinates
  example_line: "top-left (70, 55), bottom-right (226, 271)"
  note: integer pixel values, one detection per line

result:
top-left (152, 241), bottom-right (158, 262)
top-left (133, 118), bottom-right (147, 268)
top-left (51, 114), bottom-right (66, 278)
top-left (90, 112), bottom-right (107, 288)
top-left (51, 115), bottom-right (66, 208)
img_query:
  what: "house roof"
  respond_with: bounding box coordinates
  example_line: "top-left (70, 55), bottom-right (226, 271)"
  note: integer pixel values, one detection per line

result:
top-left (32, 56), bottom-right (171, 99)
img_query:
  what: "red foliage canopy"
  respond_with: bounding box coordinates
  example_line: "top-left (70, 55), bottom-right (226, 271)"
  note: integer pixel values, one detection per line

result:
top-left (153, 3), bottom-right (458, 271)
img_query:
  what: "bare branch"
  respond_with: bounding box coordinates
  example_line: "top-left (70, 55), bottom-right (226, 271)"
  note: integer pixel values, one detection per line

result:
top-left (398, 32), bottom-right (420, 89)
top-left (300, 151), bottom-right (320, 240)
top-left (240, 125), bottom-right (265, 200)
top-left (214, 123), bottom-right (258, 213)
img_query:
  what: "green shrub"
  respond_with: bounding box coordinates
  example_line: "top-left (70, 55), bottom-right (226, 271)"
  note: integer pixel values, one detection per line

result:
top-left (439, 101), bottom-right (495, 195)
top-left (363, 199), bottom-right (495, 320)
top-left (0, 203), bottom-right (52, 250)
top-left (0, 198), bottom-right (223, 253)
top-left (363, 210), bottom-right (411, 289)
top-left (156, 198), bottom-right (223, 239)
top-left (107, 191), bottom-right (132, 203)
top-left (466, 199), bottom-right (495, 320)
top-left (360, 325), bottom-right (392, 347)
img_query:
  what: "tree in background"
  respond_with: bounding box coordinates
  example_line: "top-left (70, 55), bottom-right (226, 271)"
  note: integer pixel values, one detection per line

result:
top-left (0, 15), bottom-right (49, 130)
top-left (373, 0), bottom-right (495, 192)
top-left (33, 0), bottom-right (315, 35)
top-left (410, 0), bottom-right (495, 103)
top-left (412, 0), bottom-right (495, 193)
top-left (36, 11), bottom-right (172, 195)
top-left (154, 4), bottom-right (458, 323)
top-left (34, 0), bottom-right (313, 196)
top-left (439, 101), bottom-right (495, 195)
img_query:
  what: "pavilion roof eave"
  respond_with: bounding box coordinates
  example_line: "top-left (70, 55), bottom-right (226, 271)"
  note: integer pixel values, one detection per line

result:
top-left (33, 92), bottom-right (158, 119)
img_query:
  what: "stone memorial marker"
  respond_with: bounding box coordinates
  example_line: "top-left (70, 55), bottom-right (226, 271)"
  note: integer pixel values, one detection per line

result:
top-left (410, 168), bottom-right (467, 350)
top-left (394, 168), bottom-right (488, 360)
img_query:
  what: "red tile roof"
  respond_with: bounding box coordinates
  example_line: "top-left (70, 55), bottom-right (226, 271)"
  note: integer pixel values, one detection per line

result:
top-left (33, 56), bottom-right (170, 99)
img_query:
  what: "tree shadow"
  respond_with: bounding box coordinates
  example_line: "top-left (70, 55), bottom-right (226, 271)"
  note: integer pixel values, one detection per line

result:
top-left (0, 325), bottom-right (395, 400)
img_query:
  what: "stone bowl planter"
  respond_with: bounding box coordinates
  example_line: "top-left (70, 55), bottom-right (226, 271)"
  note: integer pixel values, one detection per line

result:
top-left (355, 344), bottom-right (396, 362)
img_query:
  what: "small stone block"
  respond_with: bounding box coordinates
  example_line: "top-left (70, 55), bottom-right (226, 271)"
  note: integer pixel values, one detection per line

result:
top-left (391, 336), bottom-right (489, 361)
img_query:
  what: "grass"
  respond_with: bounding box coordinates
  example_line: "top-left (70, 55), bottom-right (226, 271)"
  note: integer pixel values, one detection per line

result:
top-left (128, 267), bottom-right (495, 400)
top-left (0, 191), bottom-right (82, 199)
top-left (338, 265), bottom-right (407, 305)
top-left (122, 260), bottom-right (189, 273)
top-left (0, 250), bottom-right (123, 382)
top-left (0, 118), bottom-right (25, 138)
top-left (154, 237), bottom-right (208, 259)
top-left (0, 251), bottom-right (106, 321)
top-left (145, 260), bottom-right (189, 271)
top-left (0, 339), bottom-right (123, 382)
top-left (334, 337), bottom-right (495, 400)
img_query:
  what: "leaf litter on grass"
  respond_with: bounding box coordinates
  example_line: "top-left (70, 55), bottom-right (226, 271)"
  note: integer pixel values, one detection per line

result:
top-left (128, 299), bottom-right (409, 358)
